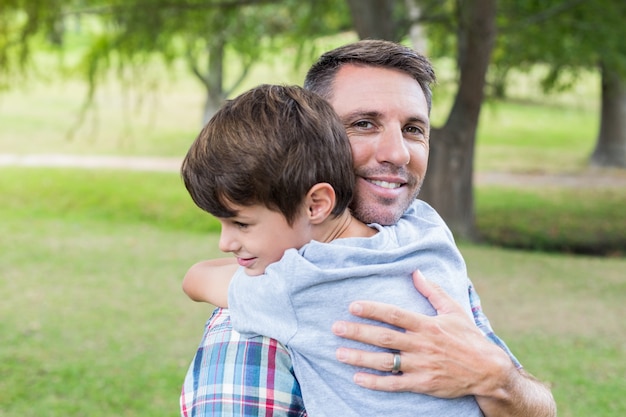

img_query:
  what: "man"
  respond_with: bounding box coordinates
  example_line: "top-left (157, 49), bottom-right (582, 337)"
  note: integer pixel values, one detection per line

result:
top-left (180, 40), bottom-right (556, 417)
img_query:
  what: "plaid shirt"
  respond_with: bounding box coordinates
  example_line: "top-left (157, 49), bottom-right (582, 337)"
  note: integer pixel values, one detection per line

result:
top-left (469, 283), bottom-right (521, 369)
top-left (180, 283), bottom-right (519, 417)
top-left (180, 308), bottom-right (307, 417)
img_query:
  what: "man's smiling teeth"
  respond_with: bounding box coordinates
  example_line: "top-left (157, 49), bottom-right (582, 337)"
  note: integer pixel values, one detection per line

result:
top-left (368, 179), bottom-right (402, 189)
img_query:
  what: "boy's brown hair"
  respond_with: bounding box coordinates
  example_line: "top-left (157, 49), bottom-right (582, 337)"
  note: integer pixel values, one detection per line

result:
top-left (181, 84), bottom-right (355, 225)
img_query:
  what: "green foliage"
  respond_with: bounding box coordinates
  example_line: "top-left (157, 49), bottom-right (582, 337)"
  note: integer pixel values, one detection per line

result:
top-left (0, 0), bottom-right (65, 88)
top-left (0, 0), bottom-right (351, 95)
top-left (494, 0), bottom-right (626, 92)
top-left (414, 0), bottom-right (459, 59)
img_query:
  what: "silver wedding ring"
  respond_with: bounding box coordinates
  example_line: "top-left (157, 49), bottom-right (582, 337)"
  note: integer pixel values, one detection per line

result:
top-left (391, 353), bottom-right (401, 374)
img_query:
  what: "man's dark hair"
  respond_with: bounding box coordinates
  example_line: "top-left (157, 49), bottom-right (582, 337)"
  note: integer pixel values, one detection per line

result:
top-left (304, 39), bottom-right (436, 114)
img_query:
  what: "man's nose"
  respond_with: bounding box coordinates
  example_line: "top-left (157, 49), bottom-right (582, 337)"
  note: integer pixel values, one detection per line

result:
top-left (376, 127), bottom-right (411, 166)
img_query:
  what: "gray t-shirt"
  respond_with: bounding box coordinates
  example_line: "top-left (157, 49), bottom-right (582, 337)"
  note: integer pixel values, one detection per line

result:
top-left (229, 199), bottom-right (483, 417)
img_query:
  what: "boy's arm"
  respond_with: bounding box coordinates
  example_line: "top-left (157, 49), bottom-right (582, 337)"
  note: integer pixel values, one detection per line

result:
top-left (182, 259), bottom-right (238, 308)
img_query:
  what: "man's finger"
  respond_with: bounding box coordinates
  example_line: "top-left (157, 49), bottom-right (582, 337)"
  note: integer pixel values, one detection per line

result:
top-left (335, 347), bottom-right (398, 372)
top-left (352, 372), bottom-right (412, 392)
top-left (344, 271), bottom-right (468, 331)
top-left (331, 320), bottom-right (412, 350)
top-left (412, 270), bottom-right (466, 315)
top-left (342, 298), bottom-right (426, 333)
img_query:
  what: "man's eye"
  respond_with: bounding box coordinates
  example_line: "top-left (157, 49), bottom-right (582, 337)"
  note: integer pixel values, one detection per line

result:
top-left (354, 120), bottom-right (373, 129)
top-left (404, 125), bottom-right (423, 135)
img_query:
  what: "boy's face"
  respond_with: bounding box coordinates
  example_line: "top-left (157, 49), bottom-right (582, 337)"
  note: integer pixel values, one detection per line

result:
top-left (217, 203), bottom-right (312, 276)
top-left (328, 64), bottom-right (430, 226)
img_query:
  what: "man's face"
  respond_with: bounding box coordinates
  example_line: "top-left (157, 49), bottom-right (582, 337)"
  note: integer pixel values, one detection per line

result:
top-left (328, 64), bottom-right (430, 225)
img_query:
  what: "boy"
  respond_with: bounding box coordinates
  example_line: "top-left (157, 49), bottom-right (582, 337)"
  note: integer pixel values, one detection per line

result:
top-left (181, 84), bottom-right (482, 416)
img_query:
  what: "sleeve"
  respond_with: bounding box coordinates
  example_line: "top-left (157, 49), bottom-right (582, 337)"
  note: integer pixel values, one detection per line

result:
top-left (228, 265), bottom-right (299, 346)
top-left (180, 308), bottom-right (307, 417)
top-left (468, 281), bottom-right (522, 369)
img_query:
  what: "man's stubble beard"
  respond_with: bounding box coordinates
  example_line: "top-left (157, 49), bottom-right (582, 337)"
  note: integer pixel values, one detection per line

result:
top-left (350, 183), bottom-right (422, 226)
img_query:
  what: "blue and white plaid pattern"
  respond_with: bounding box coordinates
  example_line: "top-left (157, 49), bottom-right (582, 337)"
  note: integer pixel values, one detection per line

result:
top-left (180, 308), bottom-right (307, 417)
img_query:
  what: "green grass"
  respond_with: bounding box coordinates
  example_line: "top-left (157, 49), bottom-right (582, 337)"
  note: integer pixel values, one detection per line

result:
top-left (1, 51), bottom-right (625, 415)
top-left (476, 100), bottom-right (599, 173)
top-left (0, 169), bottom-right (221, 416)
top-left (0, 167), bottom-right (219, 233)
top-left (476, 186), bottom-right (626, 255)
top-left (0, 218), bottom-right (219, 416)
top-left (1, 167), bottom-right (625, 416)
top-left (461, 244), bottom-right (626, 416)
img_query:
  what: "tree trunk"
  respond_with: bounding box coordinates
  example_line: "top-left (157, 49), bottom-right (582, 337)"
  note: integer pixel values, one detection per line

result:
top-left (345, 0), bottom-right (397, 41)
top-left (202, 40), bottom-right (227, 126)
top-left (590, 63), bottom-right (626, 168)
top-left (420, 0), bottom-right (497, 241)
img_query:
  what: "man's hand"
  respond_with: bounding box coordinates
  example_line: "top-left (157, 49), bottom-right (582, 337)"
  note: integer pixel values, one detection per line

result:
top-left (331, 270), bottom-right (556, 416)
top-left (331, 270), bottom-right (510, 397)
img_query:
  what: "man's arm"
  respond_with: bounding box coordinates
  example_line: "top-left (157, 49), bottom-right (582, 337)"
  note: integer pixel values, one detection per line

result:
top-left (331, 271), bottom-right (556, 417)
top-left (182, 259), bottom-right (238, 307)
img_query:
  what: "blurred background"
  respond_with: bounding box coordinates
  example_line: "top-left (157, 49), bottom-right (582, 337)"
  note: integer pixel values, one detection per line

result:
top-left (1, 1), bottom-right (625, 416)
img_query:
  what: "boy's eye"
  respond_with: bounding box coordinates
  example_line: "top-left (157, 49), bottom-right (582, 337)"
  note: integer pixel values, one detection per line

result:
top-left (234, 221), bottom-right (248, 229)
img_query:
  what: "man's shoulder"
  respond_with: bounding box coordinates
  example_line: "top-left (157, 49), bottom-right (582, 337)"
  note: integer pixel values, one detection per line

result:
top-left (402, 199), bottom-right (446, 226)
top-left (391, 199), bottom-right (457, 248)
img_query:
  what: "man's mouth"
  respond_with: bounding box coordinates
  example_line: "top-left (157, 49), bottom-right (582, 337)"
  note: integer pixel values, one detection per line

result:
top-left (367, 179), bottom-right (403, 189)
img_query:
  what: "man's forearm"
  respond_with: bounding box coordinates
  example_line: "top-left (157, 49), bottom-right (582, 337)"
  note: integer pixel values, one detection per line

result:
top-left (477, 368), bottom-right (556, 417)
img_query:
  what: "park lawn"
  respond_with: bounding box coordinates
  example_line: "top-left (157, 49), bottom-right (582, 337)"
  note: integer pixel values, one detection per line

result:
top-left (0, 217), bottom-right (216, 416)
top-left (475, 186), bottom-right (626, 255)
top-left (1, 47), bottom-right (623, 416)
top-left (1, 167), bottom-right (625, 416)
top-left (0, 169), bottom-right (218, 416)
top-left (462, 244), bottom-right (626, 416)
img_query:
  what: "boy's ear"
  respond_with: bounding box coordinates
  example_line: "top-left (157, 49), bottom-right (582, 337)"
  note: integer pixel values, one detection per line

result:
top-left (305, 183), bottom-right (335, 224)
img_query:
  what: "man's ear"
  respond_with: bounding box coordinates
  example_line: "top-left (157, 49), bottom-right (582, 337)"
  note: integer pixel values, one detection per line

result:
top-left (305, 183), bottom-right (335, 224)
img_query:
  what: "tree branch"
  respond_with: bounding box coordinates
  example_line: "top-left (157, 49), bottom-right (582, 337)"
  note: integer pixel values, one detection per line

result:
top-left (65, 0), bottom-right (279, 16)
top-left (505, 0), bottom-right (587, 31)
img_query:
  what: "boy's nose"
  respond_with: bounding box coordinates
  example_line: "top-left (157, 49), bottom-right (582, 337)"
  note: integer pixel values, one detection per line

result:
top-left (218, 230), bottom-right (239, 253)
